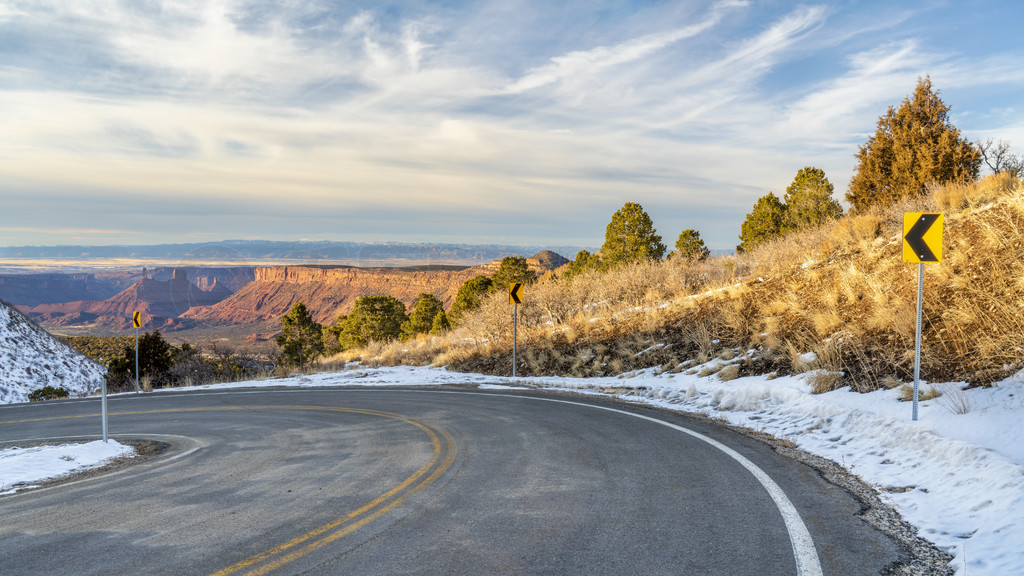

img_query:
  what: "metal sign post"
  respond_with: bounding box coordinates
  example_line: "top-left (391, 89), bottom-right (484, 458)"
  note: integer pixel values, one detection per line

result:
top-left (509, 283), bottom-right (524, 377)
top-left (903, 213), bottom-right (943, 421)
top-left (513, 303), bottom-right (518, 378)
top-left (100, 356), bottom-right (107, 443)
top-left (913, 262), bottom-right (924, 421)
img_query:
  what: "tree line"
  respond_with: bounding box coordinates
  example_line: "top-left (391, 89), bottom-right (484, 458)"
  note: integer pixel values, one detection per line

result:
top-left (62, 332), bottom-right (275, 393)
top-left (275, 254), bottom-right (543, 367)
top-left (276, 76), bottom-right (1016, 366)
top-left (738, 76), bottom-right (1020, 252)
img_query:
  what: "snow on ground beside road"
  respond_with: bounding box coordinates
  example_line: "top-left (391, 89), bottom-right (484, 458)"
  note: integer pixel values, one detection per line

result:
top-left (6, 364), bottom-right (1022, 574)
top-left (0, 440), bottom-right (133, 495)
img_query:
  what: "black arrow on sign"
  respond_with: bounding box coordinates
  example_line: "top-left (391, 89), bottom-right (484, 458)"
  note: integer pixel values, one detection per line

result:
top-left (510, 283), bottom-right (523, 304)
top-left (904, 213), bottom-right (941, 262)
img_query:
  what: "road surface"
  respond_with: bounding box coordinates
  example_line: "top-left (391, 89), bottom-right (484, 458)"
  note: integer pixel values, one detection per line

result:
top-left (0, 387), bottom-right (901, 575)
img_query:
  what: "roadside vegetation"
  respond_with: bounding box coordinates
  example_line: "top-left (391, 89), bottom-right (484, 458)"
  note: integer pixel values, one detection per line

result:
top-left (64, 332), bottom-right (277, 393)
top-left (299, 76), bottom-right (1024, 392)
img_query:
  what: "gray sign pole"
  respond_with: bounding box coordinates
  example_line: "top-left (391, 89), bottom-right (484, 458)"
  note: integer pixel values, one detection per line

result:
top-left (512, 303), bottom-right (518, 378)
top-left (134, 326), bottom-right (140, 393)
top-left (101, 357), bottom-right (108, 443)
top-left (912, 262), bottom-right (924, 421)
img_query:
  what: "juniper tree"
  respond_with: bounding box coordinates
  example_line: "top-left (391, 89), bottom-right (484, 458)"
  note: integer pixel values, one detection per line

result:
top-left (332, 295), bottom-right (408, 350)
top-left (490, 256), bottom-right (537, 293)
top-left (737, 192), bottom-right (786, 253)
top-left (673, 229), bottom-right (710, 261)
top-left (276, 302), bottom-right (325, 367)
top-left (783, 167), bottom-right (843, 231)
top-left (450, 275), bottom-right (493, 323)
top-left (401, 293), bottom-right (445, 341)
top-left (847, 76), bottom-right (980, 212)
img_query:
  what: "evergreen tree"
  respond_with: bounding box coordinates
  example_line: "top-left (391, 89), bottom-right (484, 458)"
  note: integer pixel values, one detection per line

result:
top-left (451, 275), bottom-right (493, 323)
top-left (430, 310), bottom-right (451, 335)
top-left (783, 167), bottom-right (843, 231)
top-left (673, 229), bottom-right (710, 261)
top-left (601, 202), bottom-right (666, 266)
top-left (104, 329), bottom-right (174, 390)
top-left (561, 249), bottom-right (605, 282)
top-left (490, 256), bottom-right (537, 293)
top-left (847, 76), bottom-right (980, 212)
top-left (401, 293), bottom-right (445, 341)
top-left (738, 192), bottom-right (786, 253)
top-left (333, 295), bottom-right (408, 350)
top-left (276, 302), bottom-right (325, 367)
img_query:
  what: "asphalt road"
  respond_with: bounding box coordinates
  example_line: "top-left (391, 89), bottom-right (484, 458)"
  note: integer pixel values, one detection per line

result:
top-left (0, 387), bottom-right (902, 575)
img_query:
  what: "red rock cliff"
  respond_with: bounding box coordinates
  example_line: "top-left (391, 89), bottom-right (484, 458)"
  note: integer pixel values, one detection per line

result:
top-left (182, 265), bottom-right (486, 325)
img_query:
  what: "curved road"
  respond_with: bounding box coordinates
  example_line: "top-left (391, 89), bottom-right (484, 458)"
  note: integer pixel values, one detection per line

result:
top-left (0, 387), bottom-right (900, 575)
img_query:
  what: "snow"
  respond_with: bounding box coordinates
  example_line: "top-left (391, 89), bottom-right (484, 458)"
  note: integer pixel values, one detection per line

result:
top-left (3, 363), bottom-right (1022, 574)
top-left (0, 302), bottom-right (105, 403)
top-left (0, 440), bottom-right (134, 495)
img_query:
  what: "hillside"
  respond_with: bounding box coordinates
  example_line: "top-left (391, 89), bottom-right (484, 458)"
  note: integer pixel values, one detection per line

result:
top-left (0, 300), bottom-right (104, 404)
top-left (360, 174), bottom-right (1024, 389)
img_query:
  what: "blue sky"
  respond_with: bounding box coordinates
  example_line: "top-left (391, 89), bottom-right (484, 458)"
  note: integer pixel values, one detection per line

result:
top-left (1, 0), bottom-right (1022, 251)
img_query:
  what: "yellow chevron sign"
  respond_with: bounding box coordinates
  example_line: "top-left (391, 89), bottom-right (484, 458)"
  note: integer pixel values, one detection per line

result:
top-left (903, 213), bottom-right (943, 263)
top-left (509, 283), bottom-right (524, 305)
top-left (132, 311), bottom-right (142, 329)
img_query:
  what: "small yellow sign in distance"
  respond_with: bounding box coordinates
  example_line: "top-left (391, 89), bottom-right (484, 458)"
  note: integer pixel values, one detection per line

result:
top-left (509, 282), bottom-right (524, 305)
top-left (132, 310), bottom-right (142, 329)
top-left (903, 212), bottom-right (943, 263)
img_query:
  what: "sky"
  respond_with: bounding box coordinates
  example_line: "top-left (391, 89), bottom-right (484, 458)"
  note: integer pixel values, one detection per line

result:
top-left (1, 0), bottom-right (1023, 252)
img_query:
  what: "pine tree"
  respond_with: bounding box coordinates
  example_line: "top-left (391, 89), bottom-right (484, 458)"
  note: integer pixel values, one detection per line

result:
top-left (738, 192), bottom-right (786, 253)
top-left (490, 256), bottom-right (537, 293)
top-left (561, 249), bottom-right (605, 282)
top-left (450, 275), bottom-right (493, 323)
top-left (601, 202), bottom-right (666, 266)
top-left (276, 302), bottom-right (325, 367)
top-left (783, 167), bottom-right (842, 231)
top-left (429, 310), bottom-right (451, 335)
top-left (673, 229), bottom-right (710, 261)
top-left (332, 295), bottom-right (408, 350)
top-left (847, 77), bottom-right (980, 212)
top-left (400, 293), bottom-right (445, 341)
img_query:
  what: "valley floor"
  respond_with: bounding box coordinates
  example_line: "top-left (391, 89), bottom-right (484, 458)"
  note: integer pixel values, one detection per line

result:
top-left (4, 364), bottom-right (1022, 575)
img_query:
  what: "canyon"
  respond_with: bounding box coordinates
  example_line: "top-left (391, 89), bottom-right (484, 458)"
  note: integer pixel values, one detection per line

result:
top-left (1, 252), bottom-right (567, 346)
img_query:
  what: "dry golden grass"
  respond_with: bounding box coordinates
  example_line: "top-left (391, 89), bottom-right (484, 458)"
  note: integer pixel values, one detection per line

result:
top-left (354, 174), bottom-right (1024, 389)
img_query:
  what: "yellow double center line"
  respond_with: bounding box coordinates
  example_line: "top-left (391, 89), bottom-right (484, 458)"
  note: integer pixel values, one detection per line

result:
top-left (2, 405), bottom-right (458, 576)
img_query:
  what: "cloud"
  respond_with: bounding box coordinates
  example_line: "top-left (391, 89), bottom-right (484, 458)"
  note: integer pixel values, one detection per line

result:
top-left (2, 1), bottom-right (1024, 250)
top-left (503, 1), bottom-right (745, 94)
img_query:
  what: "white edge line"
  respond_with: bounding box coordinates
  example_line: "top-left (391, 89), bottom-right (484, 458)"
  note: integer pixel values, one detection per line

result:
top-left (410, 389), bottom-right (825, 576)
top-left (516, 395), bottom-right (825, 576)
top-left (2, 385), bottom-right (824, 574)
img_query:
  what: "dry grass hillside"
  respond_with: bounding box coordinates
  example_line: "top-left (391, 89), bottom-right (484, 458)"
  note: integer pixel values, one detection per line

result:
top-left (343, 174), bottom-right (1024, 391)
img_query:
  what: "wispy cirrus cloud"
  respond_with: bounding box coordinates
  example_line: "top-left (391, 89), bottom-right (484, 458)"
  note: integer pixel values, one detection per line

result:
top-left (1, 0), bottom-right (1023, 250)
top-left (504, 1), bottom-right (749, 95)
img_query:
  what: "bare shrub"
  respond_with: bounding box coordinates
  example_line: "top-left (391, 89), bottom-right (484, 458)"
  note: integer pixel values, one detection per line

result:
top-left (718, 365), bottom-right (740, 381)
top-left (808, 371), bottom-right (843, 394)
top-left (937, 384), bottom-right (974, 414)
top-left (899, 384), bottom-right (941, 402)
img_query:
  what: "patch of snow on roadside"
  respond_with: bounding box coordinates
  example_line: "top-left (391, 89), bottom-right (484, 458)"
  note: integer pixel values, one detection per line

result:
top-left (0, 440), bottom-right (134, 495)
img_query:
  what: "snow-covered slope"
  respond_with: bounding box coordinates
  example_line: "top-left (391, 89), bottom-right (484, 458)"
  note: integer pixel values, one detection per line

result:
top-left (0, 300), bottom-right (104, 404)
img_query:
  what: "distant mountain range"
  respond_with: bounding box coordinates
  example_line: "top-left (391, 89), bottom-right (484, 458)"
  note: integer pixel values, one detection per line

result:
top-left (0, 240), bottom-right (591, 271)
